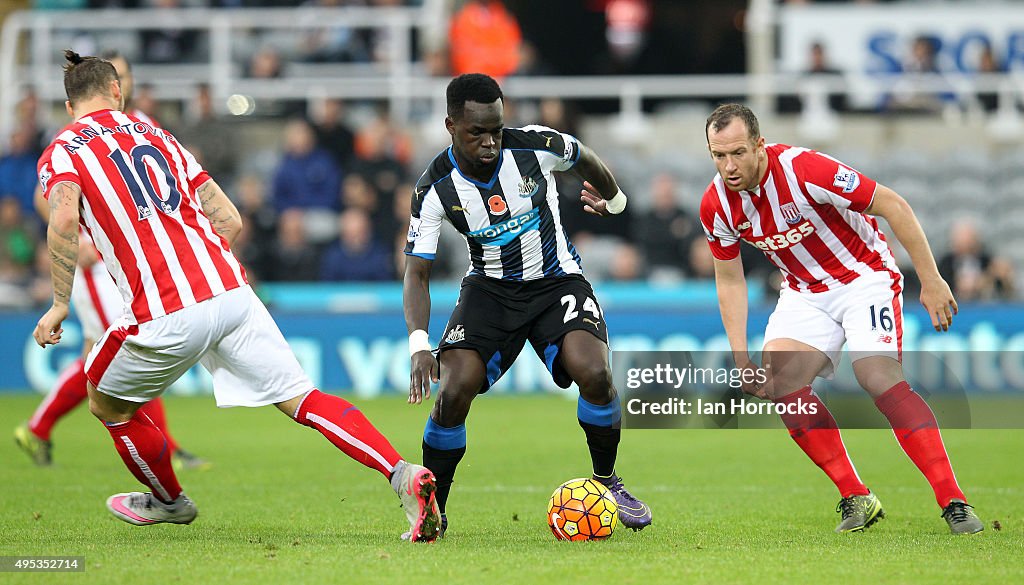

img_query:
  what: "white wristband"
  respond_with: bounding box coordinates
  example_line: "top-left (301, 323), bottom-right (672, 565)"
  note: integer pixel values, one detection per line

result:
top-left (605, 190), bottom-right (628, 214)
top-left (409, 329), bottom-right (432, 356)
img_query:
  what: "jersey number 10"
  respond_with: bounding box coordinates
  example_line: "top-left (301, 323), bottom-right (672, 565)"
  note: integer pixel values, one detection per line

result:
top-left (109, 145), bottom-right (183, 220)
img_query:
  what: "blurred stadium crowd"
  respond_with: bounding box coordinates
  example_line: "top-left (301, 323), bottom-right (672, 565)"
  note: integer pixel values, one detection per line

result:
top-left (0, 0), bottom-right (1019, 309)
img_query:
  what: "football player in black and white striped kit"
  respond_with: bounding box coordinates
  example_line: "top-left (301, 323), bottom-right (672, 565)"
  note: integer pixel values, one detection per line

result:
top-left (403, 73), bottom-right (652, 536)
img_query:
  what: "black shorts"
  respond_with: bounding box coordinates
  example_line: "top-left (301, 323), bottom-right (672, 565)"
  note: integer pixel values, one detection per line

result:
top-left (438, 274), bottom-right (609, 392)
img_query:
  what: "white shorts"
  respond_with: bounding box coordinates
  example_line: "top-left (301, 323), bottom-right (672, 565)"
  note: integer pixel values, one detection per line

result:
top-left (85, 285), bottom-right (313, 407)
top-left (71, 261), bottom-right (124, 341)
top-left (763, 270), bottom-right (904, 378)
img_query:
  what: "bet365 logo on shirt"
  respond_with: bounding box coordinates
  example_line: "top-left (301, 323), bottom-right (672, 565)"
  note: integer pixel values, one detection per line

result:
top-left (748, 222), bottom-right (816, 252)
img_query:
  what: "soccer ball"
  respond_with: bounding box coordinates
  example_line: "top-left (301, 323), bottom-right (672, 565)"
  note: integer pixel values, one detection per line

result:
top-left (547, 477), bottom-right (618, 541)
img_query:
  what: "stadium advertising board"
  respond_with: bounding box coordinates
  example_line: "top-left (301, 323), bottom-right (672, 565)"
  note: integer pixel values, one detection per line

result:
top-left (778, 4), bottom-right (1024, 75)
top-left (4, 300), bottom-right (1024, 397)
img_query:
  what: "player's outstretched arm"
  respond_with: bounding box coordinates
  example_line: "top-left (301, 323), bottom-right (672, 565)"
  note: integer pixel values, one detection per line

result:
top-left (713, 256), bottom-right (763, 397)
top-left (197, 179), bottom-right (243, 246)
top-left (865, 184), bottom-right (957, 332)
top-left (35, 184), bottom-right (99, 268)
top-left (34, 181), bottom-right (82, 347)
top-left (573, 144), bottom-right (627, 217)
top-left (403, 254), bottom-right (438, 405)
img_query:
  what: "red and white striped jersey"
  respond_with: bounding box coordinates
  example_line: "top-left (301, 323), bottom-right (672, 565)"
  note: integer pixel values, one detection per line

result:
top-left (700, 143), bottom-right (899, 293)
top-left (37, 108), bottom-right (247, 325)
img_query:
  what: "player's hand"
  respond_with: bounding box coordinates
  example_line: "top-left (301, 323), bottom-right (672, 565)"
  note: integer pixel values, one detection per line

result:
top-left (738, 359), bottom-right (768, 399)
top-left (580, 181), bottom-right (610, 217)
top-left (919, 275), bottom-right (958, 332)
top-left (409, 350), bottom-right (439, 405)
top-left (33, 304), bottom-right (69, 348)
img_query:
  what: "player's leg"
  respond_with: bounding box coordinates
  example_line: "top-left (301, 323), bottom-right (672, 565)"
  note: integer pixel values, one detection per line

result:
top-left (16, 344), bottom-right (92, 465)
top-left (557, 330), bottom-right (653, 530)
top-left (25, 357), bottom-right (88, 441)
top-left (86, 311), bottom-right (212, 527)
top-left (762, 286), bottom-right (886, 531)
top-left (528, 277), bottom-right (651, 529)
top-left (83, 260), bottom-right (209, 471)
top-left (273, 390), bottom-right (441, 542)
top-left (24, 264), bottom-right (111, 454)
top-left (422, 347), bottom-right (487, 530)
top-left (275, 391), bottom-right (404, 478)
top-left (138, 398), bottom-right (176, 451)
top-left (419, 277), bottom-right (528, 534)
top-left (763, 337), bottom-right (883, 532)
top-left (89, 385), bottom-right (195, 526)
top-left (137, 398), bottom-right (211, 471)
top-left (16, 277), bottom-right (103, 464)
top-left (201, 286), bottom-right (439, 541)
top-left (844, 279), bottom-right (981, 533)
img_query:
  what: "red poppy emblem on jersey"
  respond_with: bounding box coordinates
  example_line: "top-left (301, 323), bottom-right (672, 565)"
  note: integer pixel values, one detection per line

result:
top-left (487, 194), bottom-right (508, 215)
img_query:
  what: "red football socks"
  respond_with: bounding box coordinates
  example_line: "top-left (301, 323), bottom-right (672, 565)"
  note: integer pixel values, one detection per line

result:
top-left (28, 358), bottom-right (88, 441)
top-left (294, 390), bottom-right (402, 478)
top-left (138, 398), bottom-right (179, 453)
top-left (104, 411), bottom-right (182, 504)
top-left (775, 386), bottom-right (870, 498)
top-left (875, 381), bottom-right (966, 508)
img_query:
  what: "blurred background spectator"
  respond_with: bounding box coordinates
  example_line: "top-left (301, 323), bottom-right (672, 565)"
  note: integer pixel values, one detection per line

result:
top-left (0, 196), bottom-right (38, 299)
top-left (0, 125), bottom-right (41, 216)
top-left (448, 0), bottom-right (521, 79)
top-left (938, 219), bottom-right (1016, 301)
top-left (273, 118), bottom-right (339, 201)
top-left (139, 0), bottom-right (201, 63)
top-left (779, 40), bottom-right (847, 113)
top-left (300, 0), bottom-right (372, 64)
top-left (232, 173), bottom-right (278, 283)
top-left (267, 208), bottom-right (321, 282)
top-left (272, 118), bottom-right (343, 243)
top-left (883, 35), bottom-right (956, 114)
top-left (176, 83), bottom-right (240, 185)
top-left (633, 173), bottom-right (694, 282)
top-left (975, 42), bottom-right (1002, 112)
top-left (313, 98), bottom-right (356, 170)
top-left (319, 208), bottom-right (393, 281)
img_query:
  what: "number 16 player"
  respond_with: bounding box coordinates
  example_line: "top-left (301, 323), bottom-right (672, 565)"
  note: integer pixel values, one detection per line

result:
top-left (700, 104), bottom-right (983, 534)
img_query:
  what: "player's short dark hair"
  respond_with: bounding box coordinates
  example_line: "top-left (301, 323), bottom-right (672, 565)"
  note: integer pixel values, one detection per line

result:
top-left (447, 73), bottom-right (503, 119)
top-left (705, 103), bottom-right (760, 143)
top-left (62, 49), bottom-right (117, 105)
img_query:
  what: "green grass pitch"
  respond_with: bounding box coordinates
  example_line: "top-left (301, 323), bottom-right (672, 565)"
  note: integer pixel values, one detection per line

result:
top-left (1, 394), bottom-right (1021, 584)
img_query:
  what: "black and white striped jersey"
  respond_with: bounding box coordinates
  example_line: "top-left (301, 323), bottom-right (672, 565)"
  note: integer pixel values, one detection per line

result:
top-left (404, 125), bottom-right (585, 281)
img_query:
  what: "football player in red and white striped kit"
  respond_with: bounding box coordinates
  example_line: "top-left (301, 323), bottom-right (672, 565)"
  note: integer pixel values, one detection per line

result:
top-left (700, 104), bottom-right (982, 534)
top-left (16, 52), bottom-right (206, 470)
top-left (32, 50), bottom-right (441, 541)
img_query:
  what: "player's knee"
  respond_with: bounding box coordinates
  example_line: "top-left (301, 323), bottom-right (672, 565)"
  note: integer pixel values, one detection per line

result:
top-left (88, 395), bottom-right (132, 424)
top-left (434, 385), bottom-right (475, 426)
top-left (853, 357), bottom-right (904, 397)
top-left (573, 363), bottom-right (614, 401)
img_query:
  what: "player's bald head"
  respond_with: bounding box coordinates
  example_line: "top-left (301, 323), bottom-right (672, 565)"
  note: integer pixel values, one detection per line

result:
top-left (706, 103), bottom-right (760, 144)
top-left (447, 73), bottom-right (504, 120)
top-left (62, 49), bottom-right (118, 106)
